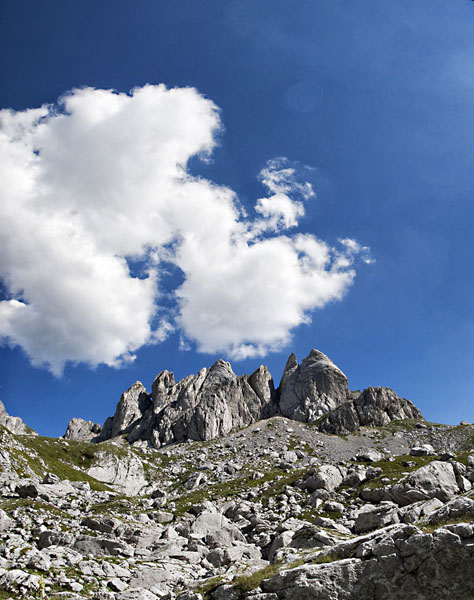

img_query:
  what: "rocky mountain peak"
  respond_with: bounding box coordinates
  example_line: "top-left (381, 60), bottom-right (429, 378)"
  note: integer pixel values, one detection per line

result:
top-left (65, 348), bottom-right (423, 447)
top-left (302, 348), bottom-right (347, 374)
top-left (283, 352), bottom-right (298, 372)
top-left (278, 348), bottom-right (349, 422)
top-left (0, 399), bottom-right (35, 436)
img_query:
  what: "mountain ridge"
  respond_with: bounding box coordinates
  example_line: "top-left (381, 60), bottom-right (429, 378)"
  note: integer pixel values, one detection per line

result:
top-left (63, 349), bottom-right (423, 447)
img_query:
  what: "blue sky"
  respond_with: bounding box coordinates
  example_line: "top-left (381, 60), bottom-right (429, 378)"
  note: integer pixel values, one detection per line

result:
top-left (1, 0), bottom-right (473, 436)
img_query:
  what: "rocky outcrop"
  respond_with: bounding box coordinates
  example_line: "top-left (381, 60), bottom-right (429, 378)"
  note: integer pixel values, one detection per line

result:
top-left (86, 449), bottom-right (147, 495)
top-left (260, 524), bottom-right (474, 600)
top-left (318, 386), bottom-right (423, 435)
top-left (99, 382), bottom-right (150, 441)
top-left (92, 349), bottom-right (424, 447)
top-left (98, 360), bottom-right (277, 448)
top-left (0, 400), bottom-right (35, 435)
top-left (278, 349), bottom-right (349, 421)
top-left (63, 418), bottom-right (102, 441)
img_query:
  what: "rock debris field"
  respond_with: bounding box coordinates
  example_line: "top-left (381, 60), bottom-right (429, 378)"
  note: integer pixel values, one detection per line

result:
top-left (0, 349), bottom-right (473, 599)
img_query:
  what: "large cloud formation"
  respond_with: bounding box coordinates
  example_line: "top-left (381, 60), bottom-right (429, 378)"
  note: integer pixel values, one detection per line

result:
top-left (0, 85), bottom-right (370, 374)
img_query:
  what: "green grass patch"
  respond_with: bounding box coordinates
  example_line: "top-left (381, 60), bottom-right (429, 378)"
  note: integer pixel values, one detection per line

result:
top-left (195, 575), bottom-right (226, 596)
top-left (0, 497), bottom-right (70, 519)
top-left (172, 466), bottom-right (311, 516)
top-left (89, 495), bottom-right (137, 515)
top-left (311, 552), bottom-right (338, 564)
top-left (15, 435), bottom-right (119, 491)
top-left (420, 516), bottom-right (473, 533)
top-left (232, 563), bottom-right (281, 595)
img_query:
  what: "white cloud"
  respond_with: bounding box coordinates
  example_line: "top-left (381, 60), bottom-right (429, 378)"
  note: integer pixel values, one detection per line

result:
top-left (0, 84), bottom-right (370, 374)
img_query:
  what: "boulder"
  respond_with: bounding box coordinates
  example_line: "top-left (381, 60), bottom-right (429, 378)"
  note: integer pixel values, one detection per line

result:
top-left (15, 483), bottom-right (39, 498)
top-left (354, 449), bottom-right (383, 463)
top-left (390, 461), bottom-right (460, 506)
top-left (410, 444), bottom-right (435, 457)
top-left (424, 497), bottom-right (474, 526)
top-left (190, 511), bottom-right (246, 546)
top-left (353, 502), bottom-right (400, 533)
top-left (303, 465), bottom-right (344, 492)
top-left (87, 450), bottom-right (146, 495)
top-left (261, 525), bottom-right (474, 599)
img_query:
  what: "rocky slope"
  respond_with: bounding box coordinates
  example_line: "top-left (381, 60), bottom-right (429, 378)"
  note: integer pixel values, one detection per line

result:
top-left (0, 349), bottom-right (472, 599)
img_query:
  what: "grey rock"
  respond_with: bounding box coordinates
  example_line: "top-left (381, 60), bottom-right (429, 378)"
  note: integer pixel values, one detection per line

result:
top-left (291, 524), bottom-right (336, 549)
top-left (26, 550), bottom-right (51, 571)
top-left (278, 350), bottom-right (349, 422)
top-left (63, 417), bottom-right (101, 441)
top-left (0, 400), bottom-right (35, 435)
top-left (268, 530), bottom-right (295, 562)
top-left (191, 511), bottom-right (246, 547)
top-left (390, 461), bottom-right (461, 506)
top-left (87, 450), bottom-right (146, 495)
top-left (261, 526), bottom-right (474, 599)
top-left (0, 509), bottom-right (12, 531)
top-left (354, 448), bottom-right (383, 463)
top-left (15, 482), bottom-right (39, 498)
top-left (303, 465), bottom-right (344, 492)
top-left (353, 503), bottom-right (400, 534)
top-left (99, 381), bottom-right (150, 441)
top-left (409, 444), bottom-right (435, 457)
top-left (43, 472), bottom-right (61, 484)
top-left (318, 387), bottom-right (423, 435)
top-left (424, 497), bottom-right (474, 525)
top-left (117, 589), bottom-right (162, 600)
top-left (100, 361), bottom-right (276, 447)
top-left (398, 498), bottom-right (444, 523)
top-left (81, 516), bottom-right (121, 534)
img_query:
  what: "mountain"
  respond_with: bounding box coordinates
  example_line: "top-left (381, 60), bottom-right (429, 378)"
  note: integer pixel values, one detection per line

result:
top-left (66, 349), bottom-right (422, 447)
top-left (0, 349), bottom-right (473, 599)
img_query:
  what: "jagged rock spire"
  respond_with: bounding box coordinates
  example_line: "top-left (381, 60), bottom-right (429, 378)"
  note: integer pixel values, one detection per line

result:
top-left (65, 348), bottom-right (424, 447)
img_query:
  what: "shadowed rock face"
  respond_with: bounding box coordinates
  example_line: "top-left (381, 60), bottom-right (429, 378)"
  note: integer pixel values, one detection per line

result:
top-left (318, 387), bottom-right (423, 435)
top-left (80, 348), bottom-right (424, 447)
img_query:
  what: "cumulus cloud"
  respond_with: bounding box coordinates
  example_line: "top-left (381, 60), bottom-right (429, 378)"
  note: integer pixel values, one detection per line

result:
top-left (0, 84), bottom-right (371, 374)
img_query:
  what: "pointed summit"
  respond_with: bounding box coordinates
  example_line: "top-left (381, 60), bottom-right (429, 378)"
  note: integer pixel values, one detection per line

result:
top-left (278, 348), bottom-right (349, 422)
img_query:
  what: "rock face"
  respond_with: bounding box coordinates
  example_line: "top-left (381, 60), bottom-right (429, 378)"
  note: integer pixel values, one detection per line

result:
top-left (63, 418), bottom-right (102, 441)
top-left (99, 360), bottom-right (277, 447)
top-left (93, 349), bottom-right (424, 447)
top-left (261, 524), bottom-right (474, 600)
top-left (318, 387), bottom-right (423, 435)
top-left (390, 461), bottom-right (461, 506)
top-left (99, 382), bottom-right (150, 441)
top-left (87, 450), bottom-right (147, 495)
top-left (0, 400), bottom-right (34, 435)
top-left (278, 350), bottom-right (349, 421)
